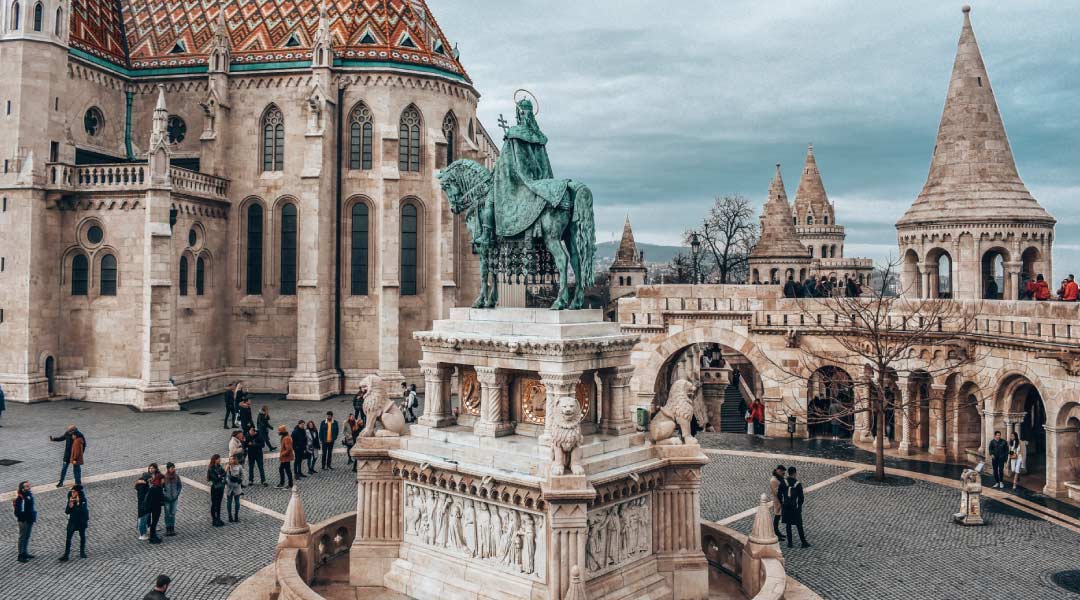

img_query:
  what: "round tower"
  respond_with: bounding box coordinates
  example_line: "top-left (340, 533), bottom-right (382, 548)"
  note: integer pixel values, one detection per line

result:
top-left (748, 164), bottom-right (811, 285)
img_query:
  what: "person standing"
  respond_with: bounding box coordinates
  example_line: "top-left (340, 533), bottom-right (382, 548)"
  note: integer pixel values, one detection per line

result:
top-left (228, 430), bottom-right (246, 465)
top-left (238, 396), bottom-right (254, 432)
top-left (13, 481), bottom-right (36, 562)
top-left (0, 383), bottom-right (6, 427)
top-left (342, 414), bottom-right (357, 467)
top-left (225, 456), bottom-right (244, 523)
top-left (319, 412), bottom-right (339, 470)
top-left (988, 430), bottom-right (1009, 489)
top-left (352, 388), bottom-right (365, 421)
top-left (245, 426), bottom-right (266, 486)
top-left (223, 383), bottom-right (237, 430)
top-left (143, 575), bottom-right (171, 600)
top-left (769, 465), bottom-right (786, 542)
top-left (1008, 432), bottom-right (1024, 490)
top-left (291, 421), bottom-right (308, 479)
top-left (60, 485), bottom-right (89, 561)
top-left (162, 463), bottom-right (182, 537)
top-left (257, 406), bottom-right (276, 451)
top-left (305, 420), bottom-right (321, 475)
top-left (748, 399), bottom-right (765, 436)
top-left (405, 384), bottom-right (419, 423)
top-left (782, 466), bottom-right (809, 548)
top-left (50, 425), bottom-right (87, 488)
top-left (234, 383), bottom-right (248, 428)
top-left (277, 426), bottom-right (295, 489)
top-left (207, 455), bottom-right (226, 527)
top-left (135, 463), bottom-right (158, 540)
top-left (145, 474), bottom-right (165, 544)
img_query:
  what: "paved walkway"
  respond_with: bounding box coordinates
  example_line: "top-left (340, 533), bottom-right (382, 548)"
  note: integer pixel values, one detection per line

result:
top-left (0, 403), bottom-right (1078, 599)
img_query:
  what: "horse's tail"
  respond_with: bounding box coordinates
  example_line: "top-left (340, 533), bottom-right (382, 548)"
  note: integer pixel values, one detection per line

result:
top-left (571, 182), bottom-right (596, 290)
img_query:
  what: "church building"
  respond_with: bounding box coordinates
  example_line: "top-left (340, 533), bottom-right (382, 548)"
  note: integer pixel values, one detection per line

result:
top-left (0, 0), bottom-right (495, 408)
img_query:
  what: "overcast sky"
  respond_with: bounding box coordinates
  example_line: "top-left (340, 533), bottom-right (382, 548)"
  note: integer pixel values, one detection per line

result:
top-left (429, 1), bottom-right (1080, 270)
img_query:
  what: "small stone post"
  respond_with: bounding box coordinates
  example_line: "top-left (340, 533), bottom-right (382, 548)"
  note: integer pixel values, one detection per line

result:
top-left (741, 493), bottom-right (783, 596)
top-left (278, 485), bottom-right (313, 581)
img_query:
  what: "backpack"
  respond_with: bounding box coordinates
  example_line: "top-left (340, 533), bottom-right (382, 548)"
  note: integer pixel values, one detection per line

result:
top-left (783, 482), bottom-right (801, 511)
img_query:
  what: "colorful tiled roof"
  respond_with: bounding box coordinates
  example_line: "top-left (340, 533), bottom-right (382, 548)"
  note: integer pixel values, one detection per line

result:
top-left (69, 0), bottom-right (468, 79)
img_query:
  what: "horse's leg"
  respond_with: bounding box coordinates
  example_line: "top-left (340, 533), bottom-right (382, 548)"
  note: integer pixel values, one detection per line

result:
top-left (541, 211), bottom-right (571, 310)
top-left (486, 262), bottom-right (499, 308)
top-left (566, 230), bottom-right (585, 310)
top-left (474, 249), bottom-right (488, 308)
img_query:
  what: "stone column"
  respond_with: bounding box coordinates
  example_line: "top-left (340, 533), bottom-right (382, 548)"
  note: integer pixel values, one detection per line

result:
top-left (417, 361), bottom-right (454, 428)
top-left (653, 446), bottom-right (709, 600)
top-left (930, 384), bottom-right (947, 457)
top-left (541, 477), bottom-right (594, 600)
top-left (897, 384), bottom-right (913, 455)
top-left (539, 372), bottom-right (582, 444)
top-left (600, 366), bottom-right (636, 436)
top-left (854, 378), bottom-right (872, 443)
top-left (1044, 423), bottom-right (1080, 497)
top-left (1004, 260), bottom-right (1022, 300)
top-left (474, 366), bottom-right (513, 437)
top-left (350, 438), bottom-right (403, 587)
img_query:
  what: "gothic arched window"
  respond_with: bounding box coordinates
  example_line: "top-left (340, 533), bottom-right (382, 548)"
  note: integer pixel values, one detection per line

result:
top-left (196, 256), bottom-right (206, 296)
top-left (823, 215), bottom-right (829, 225)
top-left (246, 204), bottom-right (263, 295)
top-left (351, 203), bottom-right (370, 295)
top-left (349, 102), bottom-right (374, 170)
top-left (71, 254), bottom-right (88, 296)
top-left (100, 254), bottom-right (118, 296)
top-left (807, 215), bottom-right (814, 225)
top-left (401, 203), bottom-right (418, 295)
top-left (31, 1), bottom-right (41, 31)
top-left (261, 105), bottom-right (284, 172)
top-left (53, 6), bottom-right (60, 35)
top-left (442, 112), bottom-right (457, 165)
top-left (399, 105), bottom-right (422, 172)
top-left (10, 1), bottom-right (20, 30)
top-left (279, 203), bottom-right (298, 295)
top-left (178, 256), bottom-right (189, 296)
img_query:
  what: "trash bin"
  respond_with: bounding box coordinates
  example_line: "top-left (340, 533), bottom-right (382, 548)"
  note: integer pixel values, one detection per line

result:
top-left (787, 416), bottom-right (797, 434)
top-left (635, 407), bottom-right (650, 430)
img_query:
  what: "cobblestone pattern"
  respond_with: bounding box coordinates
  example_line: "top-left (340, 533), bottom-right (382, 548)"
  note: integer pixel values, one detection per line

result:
top-left (700, 453), bottom-right (849, 522)
top-left (727, 471), bottom-right (1080, 600)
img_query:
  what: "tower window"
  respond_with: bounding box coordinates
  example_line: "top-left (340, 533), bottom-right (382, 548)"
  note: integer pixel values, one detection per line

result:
top-left (279, 203), bottom-right (297, 296)
top-left (349, 102), bottom-right (374, 170)
top-left (99, 254), bottom-right (118, 296)
top-left (399, 105), bottom-right (422, 172)
top-left (350, 203), bottom-right (370, 295)
top-left (442, 112), bottom-right (457, 165)
top-left (71, 254), bottom-right (88, 296)
top-left (246, 204), bottom-right (263, 295)
top-left (401, 203), bottom-right (418, 296)
top-left (261, 105), bottom-right (284, 172)
top-left (83, 107), bottom-right (104, 137)
top-left (178, 256), bottom-right (188, 296)
top-left (167, 116), bottom-right (186, 144)
top-left (195, 257), bottom-right (206, 296)
top-left (32, 1), bottom-right (41, 32)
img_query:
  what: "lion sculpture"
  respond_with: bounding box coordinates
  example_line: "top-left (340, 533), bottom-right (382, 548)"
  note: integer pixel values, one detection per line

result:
top-left (648, 379), bottom-right (699, 445)
top-left (358, 374), bottom-right (407, 438)
top-left (550, 396), bottom-right (585, 476)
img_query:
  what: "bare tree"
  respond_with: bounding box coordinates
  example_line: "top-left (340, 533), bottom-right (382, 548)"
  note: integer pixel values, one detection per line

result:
top-left (663, 252), bottom-right (694, 284)
top-left (686, 194), bottom-right (760, 284)
top-left (767, 258), bottom-right (983, 480)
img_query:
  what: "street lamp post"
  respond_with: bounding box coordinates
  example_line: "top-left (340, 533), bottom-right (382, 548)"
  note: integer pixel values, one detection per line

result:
top-left (690, 232), bottom-right (701, 284)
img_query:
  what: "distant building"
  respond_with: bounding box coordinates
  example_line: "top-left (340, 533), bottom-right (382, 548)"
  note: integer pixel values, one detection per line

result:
top-left (607, 216), bottom-right (647, 316)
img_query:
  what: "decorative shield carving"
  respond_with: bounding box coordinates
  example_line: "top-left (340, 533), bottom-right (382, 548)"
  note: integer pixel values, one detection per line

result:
top-left (517, 374), bottom-right (594, 425)
top-left (576, 377), bottom-right (594, 421)
top-left (460, 368), bottom-right (480, 416)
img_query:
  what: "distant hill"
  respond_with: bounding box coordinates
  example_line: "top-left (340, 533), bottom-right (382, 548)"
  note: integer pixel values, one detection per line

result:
top-left (595, 241), bottom-right (685, 265)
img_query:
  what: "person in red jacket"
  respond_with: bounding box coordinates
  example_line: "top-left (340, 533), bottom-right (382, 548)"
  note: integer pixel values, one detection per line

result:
top-left (1029, 274), bottom-right (1051, 301)
top-left (1063, 275), bottom-right (1079, 302)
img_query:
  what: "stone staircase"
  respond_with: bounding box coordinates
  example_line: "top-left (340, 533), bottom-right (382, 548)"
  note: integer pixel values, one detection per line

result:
top-left (720, 384), bottom-right (747, 433)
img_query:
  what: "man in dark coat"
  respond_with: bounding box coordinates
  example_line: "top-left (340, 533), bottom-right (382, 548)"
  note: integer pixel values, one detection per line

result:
top-left (223, 384), bottom-right (237, 429)
top-left (988, 430), bottom-right (1009, 489)
top-left (49, 425), bottom-right (86, 487)
top-left (143, 575), bottom-right (171, 600)
top-left (0, 383), bottom-right (6, 426)
top-left (145, 475), bottom-right (165, 544)
top-left (318, 412), bottom-right (340, 470)
top-left (60, 485), bottom-right (90, 561)
top-left (238, 397), bottom-right (254, 432)
top-left (783, 277), bottom-right (798, 298)
top-left (14, 481), bottom-right (36, 562)
top-left (245, 426), bottom-right (267, 486)
top-left (135, 464), bottom-right (157, 540)
top-left (256, 406), bottom-right (276, 451)
top-left (782, 466), bottom-right (809, 548)
top-left (291, 421), bottom-right (308, 479)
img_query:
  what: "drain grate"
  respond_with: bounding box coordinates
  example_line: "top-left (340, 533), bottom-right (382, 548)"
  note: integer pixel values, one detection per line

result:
top-left (1051, 570), bottom-right (1080, 594)
top-left (190, 411), bottom-right (211, 416)
top-left (210, 575), bottom-right (241, 586)
top-left (0, 459), bottom-right (22, 467)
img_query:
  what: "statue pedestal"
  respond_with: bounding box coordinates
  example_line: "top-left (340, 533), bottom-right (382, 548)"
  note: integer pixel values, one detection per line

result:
top-left (347, 308), bottom-right (709, 600)
top-left (953, 468), bottom-right (986, 526)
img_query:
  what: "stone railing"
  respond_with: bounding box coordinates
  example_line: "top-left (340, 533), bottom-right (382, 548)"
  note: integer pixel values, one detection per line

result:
top-left (45, 162), bottom-right (229, 202)
top-left (275, 548), bottom-right (322, 600)
top-left (272, 509), bottom-right (356, 600)
top-left (701, 522), bottom-right (788, 600)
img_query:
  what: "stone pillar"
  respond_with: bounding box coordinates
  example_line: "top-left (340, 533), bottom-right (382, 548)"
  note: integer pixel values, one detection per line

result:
top-left (854, 379), bottom-right (872, 443)
top-left (1044, 423), bottom-right (1080, 497)
top-left (897, 385), bottom-right (913, 455)
top-left (653, 446), bottom-right (709, 600)
top-left (1003, 261), bottom-right (1022, 300)
top-left (541, 477), bottom-right (594, 600)
top-left (278, 485), bottom-right (313, 582)
top-left (740, 493), bottom-right (782, 597)
top-left (930, 384), bottom-right (947, 457)
top-left (417, 361), bottom-right (454, 428)
top-left (350, 438), bottom-right (403, 587)
top-left (600, 366), bottom-right (636, 436)
top-left (474, 366), bottom-right (513, 437)
top-left (539, 372), bottom-right (582, 444)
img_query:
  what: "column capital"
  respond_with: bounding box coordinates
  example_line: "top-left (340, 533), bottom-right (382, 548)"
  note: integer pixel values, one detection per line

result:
top-left (418, 360), bottom-right (450, 378)
top-left (475, 365), bottom-right (510, 387)
top-left (539, 370), bottom-right (583, 391)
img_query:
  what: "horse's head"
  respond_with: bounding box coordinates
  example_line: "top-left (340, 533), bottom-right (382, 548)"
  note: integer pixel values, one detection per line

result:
top-left (438, 159), bottom-right (492, 215)
top-left (438, 162), bottom-right (470, 215)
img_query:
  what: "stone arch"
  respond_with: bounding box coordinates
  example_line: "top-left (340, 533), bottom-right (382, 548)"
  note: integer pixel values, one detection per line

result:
top-left (901, 248), bottom-right (920, 297)
top-left (951, 378), bottom-right (983, 461)
top-left (1019, 246), bottom-right (1041, 292)
top-left (806, 365), bottom-right (855, 439)
top-left (980, 246), bottom-right (1009, 300)
top-left (924, 247), bottom-right (952, 299)
top-left (993, 370), bottom-right (1048, 479)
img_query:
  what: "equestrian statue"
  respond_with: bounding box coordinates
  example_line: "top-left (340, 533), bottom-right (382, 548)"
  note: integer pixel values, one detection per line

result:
top-left (437, 92), bottom-right (596, 310)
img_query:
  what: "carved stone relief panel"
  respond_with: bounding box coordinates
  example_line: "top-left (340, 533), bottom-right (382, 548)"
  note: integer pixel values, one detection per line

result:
top-left (584, 494), bottom-right (652, 579)
top-left (460, 367), bottom-right (480, 416)
top-left (403, 482), bottom-right (546, 581)
top-left (515, 374), bottom-right (595, 425)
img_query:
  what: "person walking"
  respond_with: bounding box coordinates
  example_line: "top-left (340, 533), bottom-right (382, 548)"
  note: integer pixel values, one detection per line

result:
top-left (257, 405), bottom-right (276, 451)
top-left (1008, 432), bottom-right (1025, 490)
top-left (404, 384), bottom-right (419, 423)
top-left (769, 465), bottom-right (786, 542)
top-left (319, 412), bottom-right (339, 470)
top-left (342, 414), bottom-right (357, 468)
top-left (145, 474), bottom-right (165, 544)
top-left (291, 421), bottom-right (308, 479)
top-left (352, 388), bottom-right (365, 421)
top-left (59, 485), bottom-right (89, 561)
top-left (245, 426), bottom-right (267, 486)
top-left (207, 454), bottom-right (226, 527)
top-left (748, 399), bottom-right (765, 436)
top-left (238, 396), bottom-right (254, 432)
top-left (782, 466), bottom-right (809, 548)
top-left (162, 463), bottom-right (182, 537)
top-left (13, 481), bottom-right (36, 562)
top-left (223, 383), bottom-right (237, 430)
top-left (277, 425), bottom-right (295, 489)
top-left (50, 425), bottom-right (87, 488)
top-left (143, 575), bottom-right (171, 600)
top-left (135, 463), bottom-right (159, 540)
top-left (988, 430), bottom-right (1009, 489)
top-left (305, 420), bottom-right (321, 475)
top-left (228, 430), bottom-right (246, 465)
top-left (225, 455), bottom-right (244, 523)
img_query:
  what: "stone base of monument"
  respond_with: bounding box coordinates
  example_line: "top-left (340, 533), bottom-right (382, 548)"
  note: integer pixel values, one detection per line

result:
top-left (343, 308), bottom-right (710, 600)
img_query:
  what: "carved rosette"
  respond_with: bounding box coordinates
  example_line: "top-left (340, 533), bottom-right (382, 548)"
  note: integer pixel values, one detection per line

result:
top-left (460, 368), bottom-right (481, 416)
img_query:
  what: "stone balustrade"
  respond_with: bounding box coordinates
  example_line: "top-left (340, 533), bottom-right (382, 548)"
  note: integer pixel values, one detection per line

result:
top-left (45, 162), bottom-right (229, 202)
top-left (271, 511), bottom-right (357, 600)
top-left (700, 521), bottom-right (817, 600)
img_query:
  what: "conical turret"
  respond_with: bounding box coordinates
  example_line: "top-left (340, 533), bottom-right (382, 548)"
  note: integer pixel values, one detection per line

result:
top-left (612, 216), bottom-right (642, 268)
top-left (793, 144), bottom-right (834, 226)
top-left (898, 6), bottom-right (1053, 227)
top-left (750, 165), bottom-right (809, 260)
